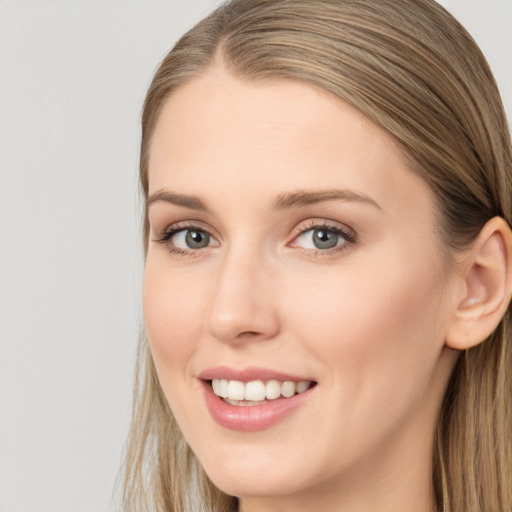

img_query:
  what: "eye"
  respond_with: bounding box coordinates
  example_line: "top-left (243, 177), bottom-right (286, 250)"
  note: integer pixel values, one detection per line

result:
top-left (297, 228), bottom-right (340, 250)
top-left (290, 223), bottom-right (356, 252)
top-left (172, 228), bottom-right (213, 250)
top-left (153, 224), bottom-right (219, 255)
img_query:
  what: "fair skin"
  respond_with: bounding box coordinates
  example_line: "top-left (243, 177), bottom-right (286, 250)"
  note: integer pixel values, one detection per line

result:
top-left (142, 66), bottom-right (508, 512)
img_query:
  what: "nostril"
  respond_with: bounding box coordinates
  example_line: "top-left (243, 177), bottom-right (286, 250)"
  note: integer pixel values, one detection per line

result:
top-left (237, 331), bottom-right (261, 338)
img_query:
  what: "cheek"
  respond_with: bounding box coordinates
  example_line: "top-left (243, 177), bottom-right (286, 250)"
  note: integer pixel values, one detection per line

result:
top-left (288, 250), bottom-right (449, 401)
top-left (142, 260), bottom-right (213, 437)
top-left (275, 251), bottom-right (451, 472)
top-left (142, 260), bottom-right (205, 377)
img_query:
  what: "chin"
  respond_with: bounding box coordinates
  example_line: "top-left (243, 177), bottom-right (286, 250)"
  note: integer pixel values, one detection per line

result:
top-left (206, 468), bottom-right (304, 499)
top-left (196, 446), bottom-right (312, 498)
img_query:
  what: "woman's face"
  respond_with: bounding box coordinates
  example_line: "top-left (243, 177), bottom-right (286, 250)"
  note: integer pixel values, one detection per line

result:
top-left (144, 67), bottom-right (459, 506)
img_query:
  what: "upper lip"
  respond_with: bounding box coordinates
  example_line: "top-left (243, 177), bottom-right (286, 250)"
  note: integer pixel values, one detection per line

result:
top-left (198, 366), bottom-right (315, 383)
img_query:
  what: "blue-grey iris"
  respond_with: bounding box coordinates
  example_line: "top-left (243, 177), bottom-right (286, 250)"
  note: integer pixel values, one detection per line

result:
top-left (186, 230), bottom-right (210, 249)
top-left (313, 229), bottom-right (338, 249)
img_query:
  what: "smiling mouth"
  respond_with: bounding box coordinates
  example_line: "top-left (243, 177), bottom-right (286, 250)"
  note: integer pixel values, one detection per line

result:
top-left (209, 378), bottom-right (316, 406)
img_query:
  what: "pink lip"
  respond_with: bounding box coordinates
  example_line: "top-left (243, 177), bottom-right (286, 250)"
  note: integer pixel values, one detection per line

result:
top-left (198, 367), bottom-right (316, 432)
top-left (198, 365), bottom-right (313, 382)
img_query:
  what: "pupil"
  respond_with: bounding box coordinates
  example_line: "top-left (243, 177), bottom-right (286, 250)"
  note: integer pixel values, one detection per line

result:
top-left (313, 229), bottom-right (338, 249)
top-left (186, 230), bottom-right (210, 249)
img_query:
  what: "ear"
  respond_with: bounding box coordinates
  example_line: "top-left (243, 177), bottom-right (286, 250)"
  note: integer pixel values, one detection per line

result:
top-left (445, 216), bottom-right (512, 350)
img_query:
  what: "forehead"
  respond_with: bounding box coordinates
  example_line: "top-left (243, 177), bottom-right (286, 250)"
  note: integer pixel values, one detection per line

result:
top-left (150, 68), bottom-right (380, 166)
top-left (147, 66), bottom-right (433, 217)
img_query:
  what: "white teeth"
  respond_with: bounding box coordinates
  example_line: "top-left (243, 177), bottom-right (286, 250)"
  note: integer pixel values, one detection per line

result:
top-left (225, 398), bottom-right (267, 406)
top-left (211, 378), bottom-right (313, 402)
top-left (265, 380), bottom-right (281, 400)
top-left (245, 380), bottom-right (266, 401)
top-left (227, 380), bottom-right (245, 400)
top-left (281, 381), bottom-right (296, 398)
top-left (219, 379), bottom-right (229, 398)
top-left (212, 379), bottom-right (228, 398)
top-left (296, 381), bottom-right (310, 393)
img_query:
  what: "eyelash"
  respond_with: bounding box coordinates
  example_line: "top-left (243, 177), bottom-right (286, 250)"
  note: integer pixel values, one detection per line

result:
top-left (153, 221), bottom-right (213, 257)
top-left (153, 220), bottom-right (357, 257)
top-left (289, 220), bottom-right (357, 257)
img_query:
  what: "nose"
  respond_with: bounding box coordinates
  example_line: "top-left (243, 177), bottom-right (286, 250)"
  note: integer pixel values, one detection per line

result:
top-left (205, 250), bottom-right (280, 345)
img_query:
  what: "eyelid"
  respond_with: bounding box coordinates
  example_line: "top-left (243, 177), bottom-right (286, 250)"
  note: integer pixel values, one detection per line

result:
top-left (152, 220), bottom-right (220, 255)
top-left (151, 218), bottom-right (357, 257)
top-left (289, 218), bottom-right (356, 240)
top-left (152, 219), bottom-right (218, 240)
top-left (288, 219), bottom-right (357, 253)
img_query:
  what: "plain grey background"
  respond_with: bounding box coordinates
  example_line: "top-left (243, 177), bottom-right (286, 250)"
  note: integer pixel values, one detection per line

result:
top-left (0, 1), bottom-right (510, 511)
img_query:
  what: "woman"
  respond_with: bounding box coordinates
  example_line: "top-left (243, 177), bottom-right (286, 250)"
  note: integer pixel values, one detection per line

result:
top-left (122, 1), bottom-right (512, 511)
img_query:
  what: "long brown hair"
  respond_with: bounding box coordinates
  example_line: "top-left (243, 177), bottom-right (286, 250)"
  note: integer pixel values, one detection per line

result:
top-left (122, 1), bottom-right (512, 510)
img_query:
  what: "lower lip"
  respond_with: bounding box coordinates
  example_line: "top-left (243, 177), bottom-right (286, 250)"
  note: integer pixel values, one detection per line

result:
top-left (201, 380), bottom-right (314, 432)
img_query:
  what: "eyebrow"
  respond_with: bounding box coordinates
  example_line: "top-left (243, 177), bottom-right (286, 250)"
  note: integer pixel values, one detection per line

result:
top-left (146, 190), bottom-right (210, 212)
top-left (272, 188), bottom-right (382, 211)
top-left (146, 187), bottom-right (381, 213)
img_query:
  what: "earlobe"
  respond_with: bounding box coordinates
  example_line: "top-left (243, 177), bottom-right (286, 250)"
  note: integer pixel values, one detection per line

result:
top-left (446, 217), bottom-right (512, 351)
